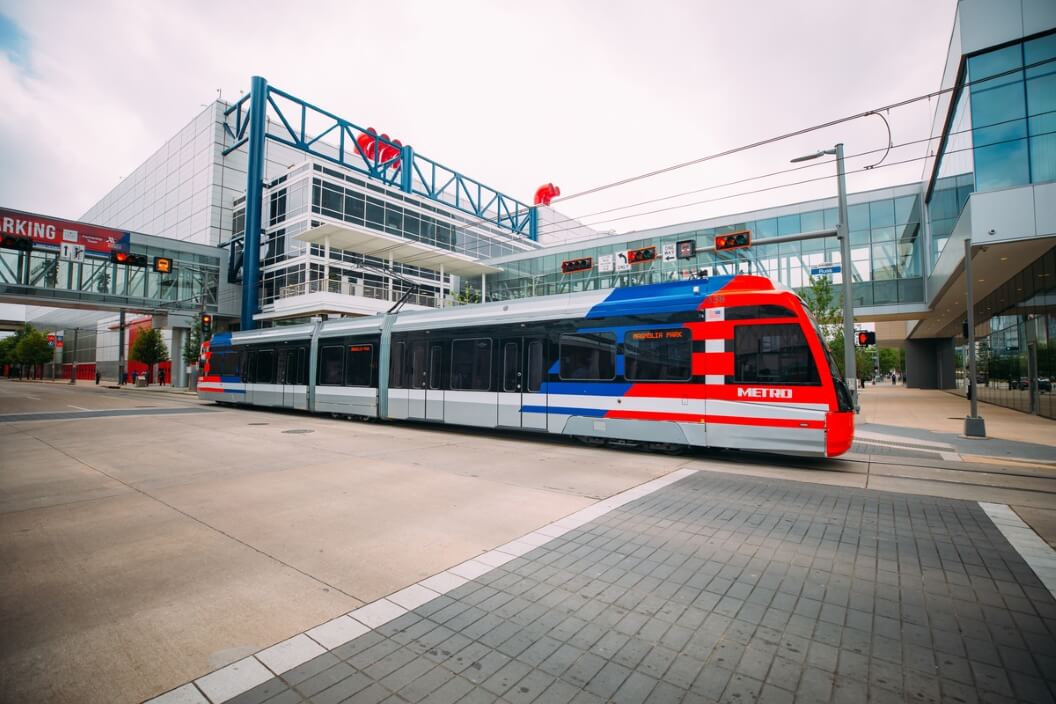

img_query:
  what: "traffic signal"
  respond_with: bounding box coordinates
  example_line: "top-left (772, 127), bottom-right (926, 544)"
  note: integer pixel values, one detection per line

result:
top-left (153, 256), bottom-right (173, 274)
top-left (110, 251), bottom-right (148, 267)
top-left (856, 331), bottom-right (876, 347)
top-left (200, 313), bottom-right (213, 337)
top-left (561, 257), bottom-right (592, 274)
top-left (627, 246), bottom-right (656, 264)
top-left (0, 235), bottom-right (33, 252)
top-left (715, 230), bottom-right (751, 251)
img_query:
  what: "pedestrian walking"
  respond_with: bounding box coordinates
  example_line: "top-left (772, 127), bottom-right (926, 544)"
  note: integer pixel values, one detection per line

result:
top-left (95, 370), bottom-right (101, 385)
top-left (159, 368), bottom-right (165, 386)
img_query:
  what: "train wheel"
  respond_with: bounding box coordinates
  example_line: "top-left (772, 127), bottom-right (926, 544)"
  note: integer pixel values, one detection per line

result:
top-left (647, 442), bottom-right (686, 455)
top-left (576, 436), bottom-right (607, 448)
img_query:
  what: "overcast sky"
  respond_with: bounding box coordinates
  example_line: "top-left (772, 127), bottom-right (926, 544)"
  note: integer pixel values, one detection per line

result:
top-left (0, 0), bottom-right (956, 244)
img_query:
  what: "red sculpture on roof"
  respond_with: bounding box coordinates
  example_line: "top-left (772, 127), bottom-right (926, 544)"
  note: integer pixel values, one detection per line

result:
top-left (534, 183), bottom-right (560, 206)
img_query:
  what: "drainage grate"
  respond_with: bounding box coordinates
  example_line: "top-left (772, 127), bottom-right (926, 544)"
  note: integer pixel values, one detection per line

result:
top-left (282, 429), bottom-right (314, 434)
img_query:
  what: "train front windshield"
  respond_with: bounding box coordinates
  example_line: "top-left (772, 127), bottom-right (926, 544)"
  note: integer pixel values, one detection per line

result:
top-left (807, 315), bottom-right (856, 413)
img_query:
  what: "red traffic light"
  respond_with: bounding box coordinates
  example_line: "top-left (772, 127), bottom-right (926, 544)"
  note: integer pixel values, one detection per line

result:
top-left (715, 230), bottom-right (752, 251)
top-left (561, 257), bottom-right (592, 274)
top-left (856, 331), bottom-right (876, 346)
top-left (627, 246), bottom-right (656, 264)
top-left (110, 251), bottom-right (148, 266)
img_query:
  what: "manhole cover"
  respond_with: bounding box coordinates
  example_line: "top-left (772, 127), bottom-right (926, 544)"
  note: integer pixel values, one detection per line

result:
top-left (248, 422), bottom-right (269, 426)
top-left (283, 429), bottom-right (314, 434)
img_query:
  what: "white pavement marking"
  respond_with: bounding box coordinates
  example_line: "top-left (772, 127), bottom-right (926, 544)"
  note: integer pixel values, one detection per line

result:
top-left (193, 657), bottom-right (272, 704)
top-left (980, 502), bottom-right (1056, 599)
top-left (144, 683), bottom-right (210, 704)
top-left (852, 438), bottom-right (963, 462)
top-left (66, 405), bottom-right (90, 411)
top-left (24, 395), bottom-right (41, 400)
top-left (940, 451), bottom-right (964, 462)
top-left (855, 429), bottom-right (955, 450)
top-left (387, 583), bottom-right (442, 611)
top-left (305, 615), bottom-right (370, 650)
top-left (256, 634), bottom-right (327, 676)
top-left (348, 598), bottom-right (407, 629)
top-left (175, 467), bottom-right (699, 703)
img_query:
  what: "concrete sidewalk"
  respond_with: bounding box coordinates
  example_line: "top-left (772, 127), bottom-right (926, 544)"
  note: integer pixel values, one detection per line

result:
top-left (149, 469), bottom-right (1056, 704)
top-left (858, 384), bottom-right (1055, 448)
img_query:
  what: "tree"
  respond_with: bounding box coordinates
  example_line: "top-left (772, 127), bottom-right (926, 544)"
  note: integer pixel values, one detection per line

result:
top-left (182, 318), bottom-right (203, 367)
top-left (453, 285), bottom-right (481, 305)
top-left (130, 328), bottom-right (169, 381)
top-left (800, 275), bottom-right (841, 338)
top-left (878, 348), bottom-right (900, 374)
top-left (828, 332), bottom-right (872, 382)
top-left (0, 334), bottom-right (17, 375)
top-left (16, 328), bottom-right (55, 377)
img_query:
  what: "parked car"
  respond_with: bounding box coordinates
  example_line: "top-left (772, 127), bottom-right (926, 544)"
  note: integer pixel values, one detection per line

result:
top-left (1040, 377), bottom-right (1052, 393)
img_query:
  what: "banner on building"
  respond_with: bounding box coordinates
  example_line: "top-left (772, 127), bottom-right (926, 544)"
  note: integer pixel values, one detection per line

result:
top-left (0, 208), bottom-right (130, 257)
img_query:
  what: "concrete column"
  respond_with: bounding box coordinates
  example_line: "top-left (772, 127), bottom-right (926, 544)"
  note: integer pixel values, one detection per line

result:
top-left (480, 273), bottom-right (486, 303)
top-left (117, 311), bottom-right (126, 384)
top-left (439, 264), bottom-right (445, 308)
top-left (172, 327), bottom-right (187, 388)
top-left (388, 253), bottom-right (394, 302)
top-left (323, 236), bottom-right (331, 290)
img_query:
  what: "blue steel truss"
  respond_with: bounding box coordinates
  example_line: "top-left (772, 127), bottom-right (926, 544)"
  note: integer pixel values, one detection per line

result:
top-left (223, 82), bottom-right (536, 240)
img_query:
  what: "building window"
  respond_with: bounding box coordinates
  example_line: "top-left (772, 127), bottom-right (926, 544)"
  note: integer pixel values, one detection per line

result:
top-left (451, 338), bottom-right (492, 390)
top-left (625, 329), bottom-right (691, 381)
top-left (559, 332), bottom-right (616, 380)
top-left (255, 349), bottom-right (275, 383)
top-left (346, 344), bottom-right (373, 386)
top-left (319, 345), bottom-right (344, 385)
top-left (731, 324), bottom-right (819, 385)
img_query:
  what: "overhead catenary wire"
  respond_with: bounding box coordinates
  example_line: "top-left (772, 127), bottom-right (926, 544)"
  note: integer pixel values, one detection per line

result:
top-left (530, 126), bottom-right (1056, 242)
top-left (541, 105), bottom-right (1056, 239)
top-left (547, 55), bottom-right (1056, 206)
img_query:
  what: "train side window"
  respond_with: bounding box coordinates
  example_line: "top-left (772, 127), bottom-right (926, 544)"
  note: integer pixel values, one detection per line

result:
top-left (451, 338), bottom-right (492, 391)
top-left (428, 345), bottom-right (443, 389)
top-left (503, 343), bottom-right (519, 392)
top-left (724, 305), bottom-right (797, 320)
top-left (526, 341), bottom-right (544, 392)
top-left (625, 328), bottom-right (691, 381)
top-left (731, 323), bottom-right (819, 385)
top-left (256, 349), bottom-right (275, 383)
top-left (559, 333), bottom-right (616, 380)
top-left (243, 350), bottom-right (256, 382)
top-left (390, 341), bottom-right (404, 388)
top-left (346, 344), bottom-right (373, 387)
top-left (319, 345), bottom-right (344, 385)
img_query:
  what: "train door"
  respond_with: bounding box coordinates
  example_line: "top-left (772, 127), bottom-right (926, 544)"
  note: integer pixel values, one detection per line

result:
top-left (497, 337), bottom-right (547, 429)
top-left (276, 348), bottom-right (298, 409)
top-left (523, 339), bottom-right (547, 430)
top-left (426, 343), bottom-right (444, 421)
top-left (497, 339), bottom-right (522, 427)
top-left (407, 340), bottom-right (428, 419)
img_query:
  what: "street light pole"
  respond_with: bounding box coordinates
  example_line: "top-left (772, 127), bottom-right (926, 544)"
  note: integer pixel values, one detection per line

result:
top-left (964, 237), bottom-right (986, 437)
top-left (791, 143), bottom-right (857, 409)
top-left (835, 143), bottom-right (857, 409)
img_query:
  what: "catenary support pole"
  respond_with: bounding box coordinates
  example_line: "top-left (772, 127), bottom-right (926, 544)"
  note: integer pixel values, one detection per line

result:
top-left (835, 143), bottom-right (857, 409)
top-left (240, 75), bottom-right (268, 331)
top-left (964, 237), bottom-right (986, 437)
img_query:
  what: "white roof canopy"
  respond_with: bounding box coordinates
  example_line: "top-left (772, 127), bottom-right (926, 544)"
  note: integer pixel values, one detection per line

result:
top-left (294, 222), bottom-right (501, 278)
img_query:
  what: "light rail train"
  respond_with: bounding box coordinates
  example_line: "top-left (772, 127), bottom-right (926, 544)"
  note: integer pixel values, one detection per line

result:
top-left (198, 275), bottom-right (856, 457)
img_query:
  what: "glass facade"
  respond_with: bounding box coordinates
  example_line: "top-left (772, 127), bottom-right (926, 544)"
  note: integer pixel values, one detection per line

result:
top-left (249, 161), bottom-right (539, 310)
top-left (952, 247), bottom-right (1056, 419)
top-left (926, 31), bottom-right (1056, 267)
top-left (486, 190), bottom-right (924, 309)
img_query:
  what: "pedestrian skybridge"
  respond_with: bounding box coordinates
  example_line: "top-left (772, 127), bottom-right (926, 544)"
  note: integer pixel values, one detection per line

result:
top-left (0, 207), bottom-right (236, 317)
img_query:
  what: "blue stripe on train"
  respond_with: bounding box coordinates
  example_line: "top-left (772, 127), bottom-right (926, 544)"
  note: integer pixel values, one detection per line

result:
top-left (520, 405), bottom-right (607, 417)
top-left (584, 277), bottom-right (733, 319)
top-left (539, 382), bottom-right (631, 396)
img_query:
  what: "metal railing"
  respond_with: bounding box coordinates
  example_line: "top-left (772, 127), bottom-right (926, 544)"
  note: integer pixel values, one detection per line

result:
top-left (274, 279), bottom-right (437, 308)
